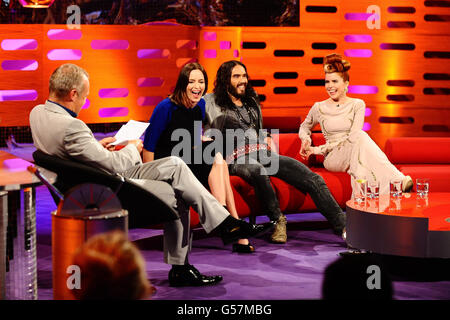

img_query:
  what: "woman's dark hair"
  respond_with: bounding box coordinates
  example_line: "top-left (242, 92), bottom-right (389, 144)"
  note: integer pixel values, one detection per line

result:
top-left (213, 60), bottom-right (258, 110)
top-left (170, 62), bottom-right (208, 107)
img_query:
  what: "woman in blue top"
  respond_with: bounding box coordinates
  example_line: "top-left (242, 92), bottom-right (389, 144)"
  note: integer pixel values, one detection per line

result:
top-left (143, 63), bottom-right (253, 253)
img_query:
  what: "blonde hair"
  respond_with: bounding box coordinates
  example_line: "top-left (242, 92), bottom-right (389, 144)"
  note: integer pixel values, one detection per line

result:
top-left (49, 63), bottom-right (89, 99)
top-left (71, 230), bottom-right (153, 300)
top-left (323, 53), bottom-right (351, 82)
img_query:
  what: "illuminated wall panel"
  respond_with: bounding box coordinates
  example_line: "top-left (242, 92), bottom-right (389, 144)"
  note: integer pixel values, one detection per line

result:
top-left (0, 0), bottom-right (449, 150)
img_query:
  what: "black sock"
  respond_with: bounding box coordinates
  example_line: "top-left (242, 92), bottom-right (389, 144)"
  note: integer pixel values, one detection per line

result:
top-left (172, 264), bottom-right (188, 271)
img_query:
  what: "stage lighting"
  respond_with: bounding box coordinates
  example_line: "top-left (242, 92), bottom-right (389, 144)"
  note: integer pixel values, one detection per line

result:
top-left (19, 0), bottom-right (55, 8)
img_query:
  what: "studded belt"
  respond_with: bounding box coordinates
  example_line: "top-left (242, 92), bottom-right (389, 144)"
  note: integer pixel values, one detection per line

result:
top-left (226, 143), bottom-right (271, 164)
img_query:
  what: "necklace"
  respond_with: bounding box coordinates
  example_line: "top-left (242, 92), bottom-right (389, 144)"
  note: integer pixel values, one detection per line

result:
top-left (332, 98), bottom-right (348, 108)
top-left (233, 102), bottom-right (257, 129)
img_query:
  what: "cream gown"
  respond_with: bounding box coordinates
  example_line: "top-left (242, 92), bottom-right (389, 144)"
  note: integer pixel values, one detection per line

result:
top-left (298, 98), bottom-right (405, 196)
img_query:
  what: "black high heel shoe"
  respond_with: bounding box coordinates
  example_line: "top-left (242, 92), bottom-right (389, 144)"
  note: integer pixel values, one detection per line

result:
top-left (232, 243), bottom-right (255, 253)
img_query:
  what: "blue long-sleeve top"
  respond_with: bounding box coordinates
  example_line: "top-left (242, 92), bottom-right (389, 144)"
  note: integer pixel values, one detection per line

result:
top-left (143, 97), bottom-right (206, 159)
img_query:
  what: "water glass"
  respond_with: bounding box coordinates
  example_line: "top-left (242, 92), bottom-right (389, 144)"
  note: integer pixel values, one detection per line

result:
top-left (390, 179), bottom-right (402, 198)
top-left (354, 178), bottom-right (367, 203)
top-left (416, 178), bottom-right (429, 197)
top-left (367, 180), bottom-right (380, 199)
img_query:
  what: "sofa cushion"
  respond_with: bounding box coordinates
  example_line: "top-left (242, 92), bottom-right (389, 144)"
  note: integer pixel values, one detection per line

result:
top-left (386, 137), bottom-right (450, 164)
top-left (395, 164), bottom-right (450, 192)
top-left (273, 133), bottom-right (310, 166)
top-left (270, 169), bottom-right (352, 213)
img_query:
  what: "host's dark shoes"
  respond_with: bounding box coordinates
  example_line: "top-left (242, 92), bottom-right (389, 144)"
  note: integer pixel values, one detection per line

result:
top-left (218, 216), bottom-right (275, 245)
top-left (169, 264), bottom-right (223, 287)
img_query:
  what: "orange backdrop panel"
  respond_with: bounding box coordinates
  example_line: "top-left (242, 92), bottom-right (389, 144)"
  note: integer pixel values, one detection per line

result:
top-left (0, 0), bottom-right (449, 149)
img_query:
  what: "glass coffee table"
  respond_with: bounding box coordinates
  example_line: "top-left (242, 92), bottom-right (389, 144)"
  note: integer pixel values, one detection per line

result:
top-left (346, 193), bottom-right (450, 258)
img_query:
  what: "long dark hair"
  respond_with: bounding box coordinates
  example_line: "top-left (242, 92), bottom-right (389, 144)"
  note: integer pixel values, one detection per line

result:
top-left (213, 60), bottom-right (258, 111)
top-left (170, 62), bottom-right (208, 107)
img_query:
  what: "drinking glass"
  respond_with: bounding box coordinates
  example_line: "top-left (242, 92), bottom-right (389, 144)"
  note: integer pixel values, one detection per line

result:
top-left (367, 180), bottom-right (380, 199)
top-left (416, 178), bottom-right (429, 197)
top-left (354, 178), bottom-right (367, 204)
top-left (390, 179), bottom-right (402, 198)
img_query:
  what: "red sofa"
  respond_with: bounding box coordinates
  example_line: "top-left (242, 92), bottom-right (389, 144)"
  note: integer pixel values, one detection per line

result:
top-left (189, 133), bottom-right (352, 226)
top-left (188, 135), bottom-right (450, 227)
top-left (385, 137), bottom-right (450, 193)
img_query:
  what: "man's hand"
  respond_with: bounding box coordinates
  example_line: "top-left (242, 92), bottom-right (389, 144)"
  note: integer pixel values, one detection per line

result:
top-left (299, 139), bottom-right (313, 160)
top-left (128, 139), bottom-right (143, 153)
top-left (99, 137), bottom-right (116, 151)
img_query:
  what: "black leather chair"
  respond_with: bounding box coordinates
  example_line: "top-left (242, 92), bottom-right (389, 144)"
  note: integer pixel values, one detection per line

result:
top-left (32, 150), bottom-right (179, 228)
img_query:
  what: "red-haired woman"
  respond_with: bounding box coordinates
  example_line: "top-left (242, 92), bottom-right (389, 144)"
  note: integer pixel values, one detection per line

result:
top-left (299, 53), bottom-right (413, 196)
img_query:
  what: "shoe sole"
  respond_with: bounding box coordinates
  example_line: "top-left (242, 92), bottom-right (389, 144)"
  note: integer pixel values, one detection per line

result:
top-left (169, 278), bottom-right (223, 287)
top-left (270, 239), bottom-right (287, 244)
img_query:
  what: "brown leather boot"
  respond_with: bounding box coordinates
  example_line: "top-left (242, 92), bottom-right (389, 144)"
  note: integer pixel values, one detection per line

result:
top-left (270, 214), bottom-right (287, 243)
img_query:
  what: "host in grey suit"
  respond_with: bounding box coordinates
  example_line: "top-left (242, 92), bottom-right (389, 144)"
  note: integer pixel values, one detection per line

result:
top-left (29, 63), bottom-right (272, 287)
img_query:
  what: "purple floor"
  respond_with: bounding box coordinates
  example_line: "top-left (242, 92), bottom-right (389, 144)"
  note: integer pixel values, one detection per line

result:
top-left (34, 185), bottom-right (450, 300)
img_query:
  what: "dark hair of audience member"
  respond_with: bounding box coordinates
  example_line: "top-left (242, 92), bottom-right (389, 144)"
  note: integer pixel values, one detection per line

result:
top-left (322, 254), bottom-right (393, 300)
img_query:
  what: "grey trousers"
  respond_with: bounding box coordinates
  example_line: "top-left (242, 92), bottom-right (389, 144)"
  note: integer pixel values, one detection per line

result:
top-left (122, 156), bottom-right (229, 265)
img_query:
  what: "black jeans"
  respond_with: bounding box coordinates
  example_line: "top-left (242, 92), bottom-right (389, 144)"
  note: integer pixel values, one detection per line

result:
top-left (228, 151), bottom-right (346, 234)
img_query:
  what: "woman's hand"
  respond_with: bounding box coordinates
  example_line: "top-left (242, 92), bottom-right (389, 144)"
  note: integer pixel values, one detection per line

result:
top-left (299, 140), bottom-right (313, 160)
top-left (142, 149), bottom-right (154, 163)
top-left (128, 139), bottom-right (143, 153)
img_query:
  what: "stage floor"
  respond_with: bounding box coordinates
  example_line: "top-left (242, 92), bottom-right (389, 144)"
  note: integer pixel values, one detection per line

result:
top-left (34, 186), bottom-right (450, 300)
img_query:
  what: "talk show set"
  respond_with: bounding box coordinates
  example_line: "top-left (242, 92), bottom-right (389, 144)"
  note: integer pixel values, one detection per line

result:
top-left (0, 0), bottom-right (448, 311)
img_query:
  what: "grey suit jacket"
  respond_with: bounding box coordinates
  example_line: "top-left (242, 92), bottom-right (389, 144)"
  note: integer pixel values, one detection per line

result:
top-left (29, 100), bottom-right (142, 174)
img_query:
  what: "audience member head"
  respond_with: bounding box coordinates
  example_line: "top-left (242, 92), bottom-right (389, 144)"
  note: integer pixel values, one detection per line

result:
top-left (323, 53), bottom-right (350, 102)
top-left (213, 60), bottom-right (258, 108)
top-left (171, 62), bottom-right (208, 108)
top-left (322, 253), bottom-right (393, 300)
top-left (71, 230), bottom-right (153, 300)
top-left (49, 63), bottom-right (90, 115)
top-left (322, 254), bottom-right (393, 300)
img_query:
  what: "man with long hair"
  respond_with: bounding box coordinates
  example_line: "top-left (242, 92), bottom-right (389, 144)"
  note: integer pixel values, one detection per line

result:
top-left (204, 60), bottom-right (347, 244)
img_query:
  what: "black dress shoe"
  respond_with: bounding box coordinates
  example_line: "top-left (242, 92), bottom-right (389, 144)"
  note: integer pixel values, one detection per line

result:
top-left (232, 243), bottom-right (255, 253)
top-left (169, 264), bottom-right (223, 287)
top-left (219, 216), bottom-right (275, 245)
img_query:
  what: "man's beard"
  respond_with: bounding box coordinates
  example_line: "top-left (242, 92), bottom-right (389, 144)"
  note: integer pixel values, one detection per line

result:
top-left (228, 83), bottom-right (246, 100)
